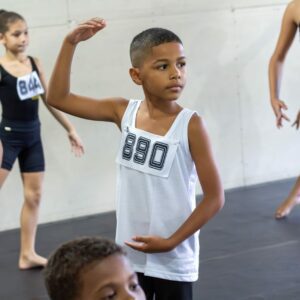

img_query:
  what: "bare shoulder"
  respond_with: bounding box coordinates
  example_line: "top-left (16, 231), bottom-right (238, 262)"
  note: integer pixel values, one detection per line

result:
top-left (30, 56), bottom-right (43, 71)
top-left (287, 0), bottom-right (300, 23)
top-left (0, 56), bottom-right (8, 66)
top-left (188, 113), bottom-right (205, 136)
top-left (188, 113), bottom-right (210, 146)
top-left (115, 97), bottom-right (129, 111)
top-left (113, 97), bottom-right (130, 121)
top-left (290, 0), bottom-right (300, 8)
top-left (187, 112), bottom-right (216, 169)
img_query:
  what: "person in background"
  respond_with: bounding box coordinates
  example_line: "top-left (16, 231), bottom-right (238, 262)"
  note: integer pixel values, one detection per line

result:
top-left (0, 10), bottom-right (84, 269)
top-left (268, 0), bottom-right (300, 219)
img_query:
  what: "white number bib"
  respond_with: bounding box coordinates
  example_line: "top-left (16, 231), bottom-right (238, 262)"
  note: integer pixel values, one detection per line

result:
top-left (116, 126), bottom-right (179, 178)
top-left (16, 71), bottom-right (44, 101)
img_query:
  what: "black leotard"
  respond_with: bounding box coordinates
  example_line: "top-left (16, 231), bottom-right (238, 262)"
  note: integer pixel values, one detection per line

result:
top-left (0, 56), bottom-right (43, 123)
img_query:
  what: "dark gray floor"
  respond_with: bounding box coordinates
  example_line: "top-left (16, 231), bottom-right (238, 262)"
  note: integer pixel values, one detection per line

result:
top-left (0, 178), bottom-right (300, 300)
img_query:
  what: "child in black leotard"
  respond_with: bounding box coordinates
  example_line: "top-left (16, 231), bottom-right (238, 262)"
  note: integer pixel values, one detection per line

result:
top-left (0, 10), bottom-right (84, 269)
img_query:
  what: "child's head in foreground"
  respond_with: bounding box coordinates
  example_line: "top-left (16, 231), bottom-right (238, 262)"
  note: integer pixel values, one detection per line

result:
top-left (44, 236), bottom-right (145, 300)
top-left (129, 28), bottom-right (186, 101)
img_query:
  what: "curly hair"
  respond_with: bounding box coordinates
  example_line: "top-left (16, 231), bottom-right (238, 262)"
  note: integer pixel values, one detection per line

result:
top-left (44, 236), bottom-right (126, 300)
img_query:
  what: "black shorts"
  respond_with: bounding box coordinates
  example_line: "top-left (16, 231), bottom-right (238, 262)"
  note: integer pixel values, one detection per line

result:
top-left (0, 121), bottom-right (45, 173)
top-left (137, 273), bottom-right (193, 300)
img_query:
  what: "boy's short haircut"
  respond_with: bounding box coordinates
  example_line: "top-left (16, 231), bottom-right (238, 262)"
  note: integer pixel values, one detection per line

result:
top-left (44, 236), bottom-right (125, 300)
top-left (130, 27), bottom-right (183, 67)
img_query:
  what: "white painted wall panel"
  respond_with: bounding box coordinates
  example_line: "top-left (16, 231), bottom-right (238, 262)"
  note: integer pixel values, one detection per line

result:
top-left (69, 0), bottom-right (153, 20)
top-left (235, 6), bottom-right (300, 184)
top-left (150, 0), bottom-right (288, 13)
top-left (1, 0), bottom-right (69, 27)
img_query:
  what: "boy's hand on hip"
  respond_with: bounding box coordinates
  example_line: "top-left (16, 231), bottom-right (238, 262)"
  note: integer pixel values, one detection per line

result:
top-left (125, 235), bottom-right (173, 253)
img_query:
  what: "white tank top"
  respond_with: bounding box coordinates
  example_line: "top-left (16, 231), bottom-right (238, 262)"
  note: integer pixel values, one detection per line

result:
top-left (115, 100), bottom-right (199, 282)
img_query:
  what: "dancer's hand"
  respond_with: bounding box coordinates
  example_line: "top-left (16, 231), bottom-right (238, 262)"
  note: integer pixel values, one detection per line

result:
top-left (68, 130), bottom-right (84, 157)
top-left (292, 110), bottom-right (300, 130)
top-left (271, 98), bottom-right (290, 128)
top-left (66, 18), bottom-right (106, 45)
top-left (125, 235), bottom-right (174, 253)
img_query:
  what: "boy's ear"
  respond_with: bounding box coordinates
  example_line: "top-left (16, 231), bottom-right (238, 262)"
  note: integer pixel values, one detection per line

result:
top-left (129, 67), bottom-right (142, 85)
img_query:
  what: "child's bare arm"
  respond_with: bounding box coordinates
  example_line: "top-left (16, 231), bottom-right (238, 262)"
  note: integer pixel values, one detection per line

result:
top-left (47, 18), bottom-right (128, 128)
top-left (268, 1), bottom-right (299, 128)
top-left (125, 114), bottom-right (224, 253)
top-left (166, 114), bottom-right (224, 248)
top-left (33, 57), bottom-right (84, 156)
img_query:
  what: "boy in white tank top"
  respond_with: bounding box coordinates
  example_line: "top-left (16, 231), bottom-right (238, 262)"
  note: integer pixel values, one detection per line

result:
top-left (47, 18), bottom-right (225, 300)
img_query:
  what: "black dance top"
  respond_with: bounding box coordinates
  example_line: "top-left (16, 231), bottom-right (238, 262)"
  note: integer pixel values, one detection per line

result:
top-left (0, 56), bottom-right (44, 122)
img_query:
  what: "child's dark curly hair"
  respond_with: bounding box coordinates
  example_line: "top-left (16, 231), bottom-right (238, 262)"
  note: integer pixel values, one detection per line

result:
top-left (44, 236), bottom-right (125, 300)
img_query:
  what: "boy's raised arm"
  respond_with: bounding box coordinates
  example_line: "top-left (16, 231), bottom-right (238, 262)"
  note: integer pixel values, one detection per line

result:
top-left (47, 18), bottom-right (127, 126)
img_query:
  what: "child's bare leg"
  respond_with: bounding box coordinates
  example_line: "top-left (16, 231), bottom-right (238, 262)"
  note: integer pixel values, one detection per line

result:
top-left (275, 176), bottom-right (300, 219)
top-left (0, 167), bottom-right (10, 190)
top-left (19, 172), bottom-right (47, 269)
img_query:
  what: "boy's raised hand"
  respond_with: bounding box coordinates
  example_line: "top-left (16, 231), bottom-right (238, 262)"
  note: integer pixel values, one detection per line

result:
top-left (66, 18), bottom-right (106, 45)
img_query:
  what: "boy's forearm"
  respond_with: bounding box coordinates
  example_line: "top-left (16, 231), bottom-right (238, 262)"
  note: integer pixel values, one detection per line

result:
top-left (168, 195), bottom-right (224, 249)
top-left (47, 38), bottom-right (77, 108)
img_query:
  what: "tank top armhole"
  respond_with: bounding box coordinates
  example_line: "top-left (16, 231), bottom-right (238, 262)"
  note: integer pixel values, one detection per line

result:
top-left (183, 110), bottom-right (198, 162)
top-left (120, 99), bottom-right (141, 132)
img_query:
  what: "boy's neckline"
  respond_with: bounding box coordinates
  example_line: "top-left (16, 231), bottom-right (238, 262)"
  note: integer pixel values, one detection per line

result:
top-left (132, 100), bottom-right (184, 138)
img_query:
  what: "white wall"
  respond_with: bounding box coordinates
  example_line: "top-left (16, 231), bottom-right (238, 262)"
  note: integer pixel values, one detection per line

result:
top-left (1, 0), bottom-right (299, 230)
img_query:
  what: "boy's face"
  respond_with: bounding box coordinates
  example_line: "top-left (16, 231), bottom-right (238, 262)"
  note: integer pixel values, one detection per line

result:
top-left (77, 254), bottom-right (145, 300)
top-left (132, 42), bottom-right (186, 102)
